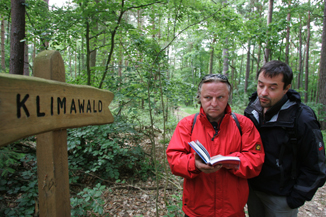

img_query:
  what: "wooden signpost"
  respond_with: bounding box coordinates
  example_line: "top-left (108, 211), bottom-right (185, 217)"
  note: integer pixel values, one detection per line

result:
top-left (0, 50), bottom-right (114, 216)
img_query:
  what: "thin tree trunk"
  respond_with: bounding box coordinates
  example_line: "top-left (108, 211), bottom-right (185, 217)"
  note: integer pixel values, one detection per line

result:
top-left (251, 42), bottom-right (255, 74)
top-left (297, 20), bottom-right (303, 90)
top-left (222, 37), bottom-right (229, 75)
top-left (23, 40), bottom-right (29, 75)
top-left (90, 22), bottom-right (98, 69)
top-left (318, 0), bottom-right (326, 129)
top-left (305, 5), bottom-right (311, 103)
top-left (118, 45), bottom-right (123, 91)
top-left (264, 0), bottom-right (273, 63)
top-left (32, 41), bottom-right (36, 62)
top-left (230, 58), bottom-right (235, 103)
top-left (239, 54), bottom-right (244, 85)
top-left (10, 0), bottom-right (25, 75)
top-left (285, 0), bottom-right (291, 64)
top-left (245, 39), bottom-right (251, 93)
top-left (69, 46), bottom-right (72, 76)
top-left (86, 20), bottom-right (91, 85)
top-left (81, 36), bottom-right (85, 71)
top-left (209, 38), bottom-right (216, 74)
top-left (256, 44), bottom-right (261, 74)
top-left (99, 0), bottom-right (126, 89)
top-left (1, 17), bottom-right (5, 72)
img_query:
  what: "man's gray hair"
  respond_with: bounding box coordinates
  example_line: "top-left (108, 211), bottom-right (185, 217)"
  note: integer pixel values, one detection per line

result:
top-left (196, 74), bottom-right (232, 104)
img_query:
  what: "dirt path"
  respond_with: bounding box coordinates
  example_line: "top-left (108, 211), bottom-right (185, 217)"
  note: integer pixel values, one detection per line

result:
top-left (298, 185), bottom-right (326, 216)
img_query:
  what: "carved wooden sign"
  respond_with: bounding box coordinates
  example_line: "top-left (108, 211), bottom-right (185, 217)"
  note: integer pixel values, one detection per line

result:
top-left (0, 50), bottom-right (115, 217)
top-left (0, 72), bottom-right (114, 147)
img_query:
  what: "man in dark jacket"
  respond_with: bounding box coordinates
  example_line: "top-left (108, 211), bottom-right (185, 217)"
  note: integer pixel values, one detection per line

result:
top-left (244, 60), bottom-right (326, 217)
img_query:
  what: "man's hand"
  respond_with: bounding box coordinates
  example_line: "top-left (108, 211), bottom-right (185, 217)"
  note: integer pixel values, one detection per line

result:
top-left (195, 153), bottom-right (222, 173)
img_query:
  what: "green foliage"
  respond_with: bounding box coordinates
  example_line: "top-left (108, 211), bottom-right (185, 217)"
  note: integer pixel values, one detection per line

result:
top-left (0, 147), bottom-right (24, 177)
top-left (0, 150), bottom-right (38, 217)
top-left (67, 116), bottom-right (154, 182)
top-left (70, 183), bottom-right (106, 216)
top-left (164, 192), bottom-right (183, 217)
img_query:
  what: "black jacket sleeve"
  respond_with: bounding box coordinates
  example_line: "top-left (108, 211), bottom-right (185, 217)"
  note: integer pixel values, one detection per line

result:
top-left (286, 106), bottom-right (326, 209)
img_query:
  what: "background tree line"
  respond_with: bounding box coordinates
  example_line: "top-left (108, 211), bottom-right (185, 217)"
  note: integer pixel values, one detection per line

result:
top-left (1, 0), bottom-right (326, 216)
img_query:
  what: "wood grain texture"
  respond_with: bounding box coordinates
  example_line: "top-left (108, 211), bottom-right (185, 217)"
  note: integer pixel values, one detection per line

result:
top-left (0, 72), bottom-right (114, 147)
top-left (33, 50), bottom-right (71, 217)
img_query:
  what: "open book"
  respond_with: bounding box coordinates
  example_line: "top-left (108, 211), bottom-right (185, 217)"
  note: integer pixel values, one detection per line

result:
top-left (189, 140), bottom-right (240, 169)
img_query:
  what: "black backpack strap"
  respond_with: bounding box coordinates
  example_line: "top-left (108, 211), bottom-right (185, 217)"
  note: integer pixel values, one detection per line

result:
top-left (231, 112), bottom-right (242, 136)
top-left (191, 113), bottom-right (199, 134)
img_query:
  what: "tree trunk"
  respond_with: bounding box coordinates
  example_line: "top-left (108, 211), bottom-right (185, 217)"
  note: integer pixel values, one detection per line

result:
top-left (209, 38), bottom-right (216, 74)
top-left (297, 20), bottom-right (303, 90)
top-left (245, 39), bottom-right (251, 93)
top-left (256, 44), bottom-right (261, 74)
top-left (86, 20), bottom-right (91, 85)
top-left (81, 36), bottom-right (85, 71)
top-left (305, 4), bottom-right (311, 103)
top-left (318, 0), bottom-right (326, 130)
top-left (264, 0), bottom-right (273, 63)
top-left (42, 0), bottom-right (49, 49)
top-left (251, 42), bottom-right (255, 74)
top-left (99, 0), bottom-right (126, 89)
top-left (10, 0), bottom-right (25, 75)
top-left (23, 40), bottom-right (29, 75)
top-left (69, 46), bottom-right (72, 76)
top-left (90, 23), bottom-right (98, 69)
top-left (1, 17), bottom-right (5, 72)
top-left (230, 58), bottom-right (235, 103)
top-left (222, 38), bottom-right (229, 76)
top-left (285, 0), bottom-right (291, 64)
top-left (239, 54), bottom-right (244, 85)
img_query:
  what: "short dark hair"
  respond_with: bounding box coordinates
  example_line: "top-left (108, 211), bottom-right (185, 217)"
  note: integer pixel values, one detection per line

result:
top-left (257, 60), bottom-right (293, 89)
top-left (196, 74), bottom-right (231, 104)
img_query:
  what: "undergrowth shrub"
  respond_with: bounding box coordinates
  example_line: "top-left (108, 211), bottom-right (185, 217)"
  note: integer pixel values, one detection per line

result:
top-left (0, 146), bottom-right (38, 217)
top-left (67, 115), bottom-right (155, 184)
top-left (70, 183), bottom-right (106, 216)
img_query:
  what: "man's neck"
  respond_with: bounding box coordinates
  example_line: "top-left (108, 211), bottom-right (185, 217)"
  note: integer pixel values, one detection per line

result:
top-left (207, 113), bottom-right (224, 123)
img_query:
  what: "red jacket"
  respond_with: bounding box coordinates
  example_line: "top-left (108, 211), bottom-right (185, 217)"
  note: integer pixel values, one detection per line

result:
top-left (166, 105), bottom-right (264, 217)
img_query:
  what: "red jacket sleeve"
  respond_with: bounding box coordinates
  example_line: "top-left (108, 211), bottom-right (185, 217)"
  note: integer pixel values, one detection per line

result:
top-left (166, 115), bottom-right (201, 179)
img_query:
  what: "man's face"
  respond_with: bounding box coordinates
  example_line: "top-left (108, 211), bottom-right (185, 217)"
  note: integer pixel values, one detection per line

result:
top-left (257, 71), bottom-right (290, 112)
top-left (200, 81), bottom-right (229, 122)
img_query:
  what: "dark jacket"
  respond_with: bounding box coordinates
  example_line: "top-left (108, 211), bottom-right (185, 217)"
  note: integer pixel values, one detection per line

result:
top-left (244, 89), bottom-right (326, 209)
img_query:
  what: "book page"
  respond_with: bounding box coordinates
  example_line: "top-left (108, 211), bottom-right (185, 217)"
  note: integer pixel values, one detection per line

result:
top-left (210, 155), bottom-right (240, 167)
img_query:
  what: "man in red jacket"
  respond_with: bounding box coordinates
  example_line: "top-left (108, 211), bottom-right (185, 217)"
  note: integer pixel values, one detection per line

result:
top-left (166, 74), bottom-right (265, 217)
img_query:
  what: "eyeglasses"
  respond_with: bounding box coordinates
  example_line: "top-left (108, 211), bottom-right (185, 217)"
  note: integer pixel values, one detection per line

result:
top-left (201, 74), bottom-right (230, 85)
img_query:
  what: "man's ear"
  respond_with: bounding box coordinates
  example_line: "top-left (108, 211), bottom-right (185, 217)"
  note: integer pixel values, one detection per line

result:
top-left (284, 84), bottom-right (291, 93)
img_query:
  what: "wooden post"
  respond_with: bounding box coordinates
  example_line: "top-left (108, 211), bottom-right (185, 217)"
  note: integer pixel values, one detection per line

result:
top-left (33, 50), bottom-right (70, 216)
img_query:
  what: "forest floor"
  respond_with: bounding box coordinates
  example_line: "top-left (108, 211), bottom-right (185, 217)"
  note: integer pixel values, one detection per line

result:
top-left (100, 109), bottom-right (326, 216)
top-left (102, 176), bottom-right (326, 216)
